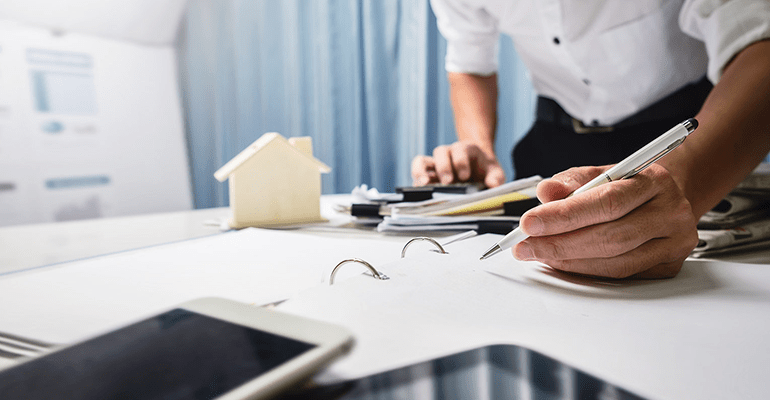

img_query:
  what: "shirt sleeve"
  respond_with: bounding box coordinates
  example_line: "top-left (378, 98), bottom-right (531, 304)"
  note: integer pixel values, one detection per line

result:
top-left (679, 0), bottom-right (770, 83)
top-left (430, 0), bottom-right (500, 75)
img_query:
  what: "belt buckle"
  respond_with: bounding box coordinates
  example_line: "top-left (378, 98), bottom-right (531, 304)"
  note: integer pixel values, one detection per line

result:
top-left (571, 118), bottom-right (614, 134)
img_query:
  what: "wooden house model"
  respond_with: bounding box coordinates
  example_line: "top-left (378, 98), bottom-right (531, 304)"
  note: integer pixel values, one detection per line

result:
top-left (214, 132), bottom-right (330, 228)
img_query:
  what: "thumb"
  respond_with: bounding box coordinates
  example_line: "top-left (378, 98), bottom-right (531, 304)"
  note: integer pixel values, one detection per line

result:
top-left (536, 166), bottom-right (608, 203)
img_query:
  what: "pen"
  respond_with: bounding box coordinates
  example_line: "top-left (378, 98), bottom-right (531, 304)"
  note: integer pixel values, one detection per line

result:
top-left (479, 118), bottom-right (699, 260)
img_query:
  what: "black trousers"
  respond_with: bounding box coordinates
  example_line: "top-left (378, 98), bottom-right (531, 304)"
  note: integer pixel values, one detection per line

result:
top-left (512, 77), bottom-right (713, 179)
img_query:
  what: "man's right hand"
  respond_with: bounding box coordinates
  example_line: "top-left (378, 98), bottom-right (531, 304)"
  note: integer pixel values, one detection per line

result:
top-left (411, 141), bottom-right (505, 188)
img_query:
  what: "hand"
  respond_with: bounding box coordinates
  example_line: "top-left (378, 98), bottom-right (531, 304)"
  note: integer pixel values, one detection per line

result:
top-left (411, 141), bottom-right (505, 188)
top-left (512, 164), bottom-right (699, 279)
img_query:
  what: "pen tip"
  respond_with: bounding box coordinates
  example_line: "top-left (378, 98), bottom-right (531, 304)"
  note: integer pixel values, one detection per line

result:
top-left (480, 244), bottom-right (502, 260)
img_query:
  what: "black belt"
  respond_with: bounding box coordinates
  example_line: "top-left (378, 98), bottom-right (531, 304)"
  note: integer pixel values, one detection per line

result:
top-left (536, 76), bottom-right (713, 134)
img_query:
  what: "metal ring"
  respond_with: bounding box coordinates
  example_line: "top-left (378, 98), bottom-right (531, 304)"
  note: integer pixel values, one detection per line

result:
top-left (329, 258), bottom-right (389, 285)
top-left (401, 237), bottom-right (448, 258)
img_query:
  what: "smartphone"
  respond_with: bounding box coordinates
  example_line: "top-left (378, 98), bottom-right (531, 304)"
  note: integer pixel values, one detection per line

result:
top-left (0, 297), bottom-right (354, 400)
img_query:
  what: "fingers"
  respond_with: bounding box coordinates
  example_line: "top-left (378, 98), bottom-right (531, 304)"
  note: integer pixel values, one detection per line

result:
top-left (512, 164), bottom-right (699, 279)
top-left (514, 193), bottom-right (696, 260)
top-left (483, 164), bottom-right (505, 188)
top-left (432, 145), bottom-right (456, 184)
top-left (536, 166), bottom-right (607, 202)
top-left (411, 142), bottom-right (505, 187)
top-left (516, 237), bottom-right (692, 279)
top-left (520, 167), bottom-right (661, 236)
top-left (411, 155), bottom-right (439, 186)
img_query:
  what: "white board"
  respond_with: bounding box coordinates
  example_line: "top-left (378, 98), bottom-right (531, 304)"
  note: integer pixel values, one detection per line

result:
top-left (0, 20), bottom-right (192, 226)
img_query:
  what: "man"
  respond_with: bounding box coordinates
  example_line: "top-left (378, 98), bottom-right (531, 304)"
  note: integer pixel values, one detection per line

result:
top-left (412, 0), bottom-right (770, 278)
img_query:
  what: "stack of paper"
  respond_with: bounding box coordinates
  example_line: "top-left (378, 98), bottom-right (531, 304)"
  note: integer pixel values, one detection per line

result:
top-left (374, 177), bottom-right (541, 233)
top-left (693, 163), bottom-right (770, 257)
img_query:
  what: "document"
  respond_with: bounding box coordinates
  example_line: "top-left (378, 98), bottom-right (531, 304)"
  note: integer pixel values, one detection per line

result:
top-left (0, 228), bottom-right (405, 344)
top-left (277, 234), bottom-right (770, 400)
top-left (390, 176), bottom-right (541, 216)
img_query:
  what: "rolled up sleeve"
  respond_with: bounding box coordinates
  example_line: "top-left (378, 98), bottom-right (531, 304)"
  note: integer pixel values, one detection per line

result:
top-left (430, 0), bottom-right (500, 75)
top-left (680, 0), bottom-right (770, 83)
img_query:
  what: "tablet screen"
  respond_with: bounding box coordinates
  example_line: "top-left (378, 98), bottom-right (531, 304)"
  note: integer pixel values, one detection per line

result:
top-left (283, 344), bottom-right (646, 400)
top-left (0, 309), bottom-right (316, 399)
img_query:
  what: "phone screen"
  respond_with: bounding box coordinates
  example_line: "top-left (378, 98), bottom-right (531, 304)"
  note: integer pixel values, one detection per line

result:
top-left (0, 308), bottom-right (316, 400)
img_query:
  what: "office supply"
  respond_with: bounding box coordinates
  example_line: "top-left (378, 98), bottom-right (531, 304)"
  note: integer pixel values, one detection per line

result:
top-left (693, 218), bottom-right (770, 258)
top-left (337, 177), bottom-right (540, 230)
top-left (0, 228), bottom-right (404, 345)
top-left (277, 233), bottom-right (770, 400)
top-left (694, 162), bottom-right (770, 256)
top-left (425, 190), bottom-right (532, 216)
top-left (438, 230), bottom-right (479, 246)
top-left (214, 133), bottom-right (331, 228)
top-left (0, 297), bottom-right (354, 400)
top-left (481, 118), bottom-right (699, 260)
top-left (0, 331), bottom-right (56, 359)
top-left (392, 176), bottom-right (541, 217)
top-left (377, 215), bottom-right (518, 234)
top-left (290, 344), bottom-right (645, 399)
top-left (691, 237), bottom-right (770, 258)
top-left (396, 182), bottom-right (486, 202)
top-left (329, 235), bottom-right (477, 285)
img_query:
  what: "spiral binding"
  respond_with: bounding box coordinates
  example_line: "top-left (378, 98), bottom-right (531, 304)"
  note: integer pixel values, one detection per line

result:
top-left (329, 237), bottom-right (449, 285)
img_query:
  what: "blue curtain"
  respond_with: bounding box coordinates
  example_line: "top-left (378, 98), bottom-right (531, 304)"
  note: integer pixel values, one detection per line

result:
top-left (178, 0), bottom-right (535, 209)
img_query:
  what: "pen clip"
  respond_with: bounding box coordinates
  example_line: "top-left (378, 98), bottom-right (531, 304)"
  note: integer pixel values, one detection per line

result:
top-left (620, 136), bottom-right (687, 179)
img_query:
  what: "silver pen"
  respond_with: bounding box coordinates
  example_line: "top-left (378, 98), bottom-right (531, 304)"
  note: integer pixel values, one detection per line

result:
top-left (480, 118), bottom-right (699, 260)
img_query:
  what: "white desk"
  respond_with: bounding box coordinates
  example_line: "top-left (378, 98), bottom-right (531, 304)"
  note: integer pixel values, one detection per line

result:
top-left (0, 208), bottom-right (230, 275)
top-left (0, 196), bottom-right (420, 276)
top-left (1, 197), bottom-right (770, 399)
top-left (3, 200), bottom-right (768, 276)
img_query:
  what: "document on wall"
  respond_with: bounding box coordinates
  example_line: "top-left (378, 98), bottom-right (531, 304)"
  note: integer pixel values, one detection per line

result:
top-left (0, 228), bottom-right (406, 344)
top-left (0, 20), bottom-right (192, 227)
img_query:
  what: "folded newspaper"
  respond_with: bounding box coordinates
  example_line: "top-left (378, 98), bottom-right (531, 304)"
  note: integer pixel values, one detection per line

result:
top-left (692, 163), bottom-right (770, 257)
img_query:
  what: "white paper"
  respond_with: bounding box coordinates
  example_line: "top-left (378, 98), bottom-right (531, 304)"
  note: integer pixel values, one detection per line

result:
top-left (278, 235), bottom-right (770, 400)
top-left (0, 228), bottom-right (406, 344)
top-left (390, 176), bottom-right (541, 216)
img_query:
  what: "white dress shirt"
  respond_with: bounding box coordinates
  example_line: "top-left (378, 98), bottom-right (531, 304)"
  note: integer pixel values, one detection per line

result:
top-left (431, 0), bottom-right (770, 125)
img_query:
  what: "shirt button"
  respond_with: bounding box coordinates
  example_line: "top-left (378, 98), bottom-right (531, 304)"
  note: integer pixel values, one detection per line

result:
top-left (553, 37), bottom-right (560, 45)
top-left (582, 79), bottom-right (590, 85)
top-left (591, 119), bottom-right (600, 126)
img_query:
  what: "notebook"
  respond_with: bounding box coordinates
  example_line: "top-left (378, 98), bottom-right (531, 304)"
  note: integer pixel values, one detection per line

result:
top-left (275, 234), bottom-right (770, 400)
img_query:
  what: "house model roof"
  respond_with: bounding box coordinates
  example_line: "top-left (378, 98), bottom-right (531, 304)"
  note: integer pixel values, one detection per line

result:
top-left (214, 132), bottom-right (331, 182)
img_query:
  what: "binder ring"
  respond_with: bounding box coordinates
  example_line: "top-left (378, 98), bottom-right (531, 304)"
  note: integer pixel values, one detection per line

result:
top-left (329, 258), bottom-right (389, 285)
top-left (401, 237), bottom-right (448, 258)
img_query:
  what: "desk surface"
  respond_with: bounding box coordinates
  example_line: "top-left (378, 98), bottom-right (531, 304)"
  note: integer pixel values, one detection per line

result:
top-left (0, 207), bottom-right (231, 275)
top-left (2, 196), bottom-right (770, 400)
top-left (0, 196), bottom-right (426, 276)
top-left (3, 197), bottom-right (769, 275)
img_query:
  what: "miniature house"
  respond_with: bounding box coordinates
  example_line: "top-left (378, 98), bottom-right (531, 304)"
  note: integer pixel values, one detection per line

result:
top-left (214, 133), bottom-right (331, 228)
